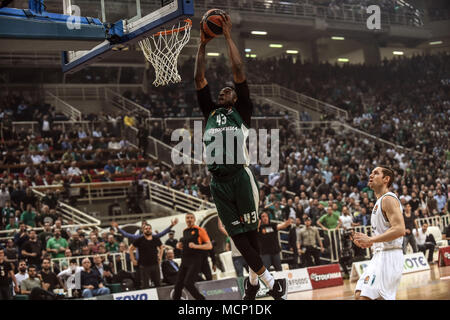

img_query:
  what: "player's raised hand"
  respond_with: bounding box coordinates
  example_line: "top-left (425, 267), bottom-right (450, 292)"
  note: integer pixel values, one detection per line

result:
top-left (200, 23), bottom-right (213, 45)
top-left (220, 13), bottom-right (232, 38)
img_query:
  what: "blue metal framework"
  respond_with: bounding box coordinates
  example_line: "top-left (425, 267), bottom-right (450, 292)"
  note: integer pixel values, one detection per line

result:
top-left (0, 0), bottom-right (194, 74)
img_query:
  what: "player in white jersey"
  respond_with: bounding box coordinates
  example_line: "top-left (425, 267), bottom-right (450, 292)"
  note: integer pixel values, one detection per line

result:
top-left (353, 166), bottom-right (405, 300)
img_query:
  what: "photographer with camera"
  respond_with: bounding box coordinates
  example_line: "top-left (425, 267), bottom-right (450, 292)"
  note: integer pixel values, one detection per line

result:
top-left (339, 228), bottom-right (355, 279)
top-left (298, 217), bottom-right (324, 267)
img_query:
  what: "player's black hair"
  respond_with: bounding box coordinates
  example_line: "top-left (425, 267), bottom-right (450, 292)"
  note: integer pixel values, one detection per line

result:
top-left (380, 166), bottom-right (395, 188)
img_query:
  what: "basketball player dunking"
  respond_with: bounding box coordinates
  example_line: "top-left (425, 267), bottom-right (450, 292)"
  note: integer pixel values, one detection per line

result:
top-left (353, 167), bottom-right (405, 300)
top-left (194, 13), bottom-right (287, 300)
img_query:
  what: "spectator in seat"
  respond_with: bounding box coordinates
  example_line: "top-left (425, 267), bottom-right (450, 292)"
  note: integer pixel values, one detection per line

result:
top-left (21, 204), bottom-right (36, 228)
top-left (426, 191), bottom-right (438, 215)
top-left (20, 265), bottom-right (45, 297)
top-left (14, 221), bottom-right (29, 260)
top-left (104, 160), bottom-right (115, 175)
top-left (39, 222), bottom-right (53, 246)
top-left (164, 230), bottom-right (181, 258)
top-left (15, 260), bottom-right (29, 289)
top-left (108, 137), bottom-right (121, 150)
top-left (21, 230), bottom-right (44, 268)
top-left (46, 229), bottom-right (68, 259)
top-left (92, 254), bottom-right (108, 278)
top-left (354, 207), bottom-right (370, 226)
top-left (1, 200), bottom-right (15, 229)
top-left (161, 249), bottom-right (179, 285)
top-left (80, 258), bottom-right (110, 298)
top-left (39, 258), bottom-right (63, 292)
top-left (317, 206), bottom-right (342, 231)
top-left (6, 216), bottom-right (19, 230)
top-left (339, 206), bottom-right (354, 230)
top-left (289, 217), bottom-right (303, 269)
top-left (402, 204), bottom-right (419, 254)
top-left (68, 232), bottom-right (84, 256)
top-left (68, 161), bottom-right (82, 176)
top-left (105, 235), bottom-right (119, 253)
top-left (298, 217), bottom-right (324, 267)
top-left (414, 223), bottom-right (436, 264)
top-left (434, 189), bottom-right (447, 214)
top-left (258, 211), bottom-right (292, 271)
top-left (0, 248), bottom-right (19, 299)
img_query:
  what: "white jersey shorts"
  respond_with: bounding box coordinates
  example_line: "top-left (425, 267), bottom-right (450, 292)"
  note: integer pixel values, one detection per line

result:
top-left (355, 249), bottom-right (403, 300)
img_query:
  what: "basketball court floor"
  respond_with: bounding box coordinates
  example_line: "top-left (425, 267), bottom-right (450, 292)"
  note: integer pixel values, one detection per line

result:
top-left (273, 265), bottom-right (450, 300)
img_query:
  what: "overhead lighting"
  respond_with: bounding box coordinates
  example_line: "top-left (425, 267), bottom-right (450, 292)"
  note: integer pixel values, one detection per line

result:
top-left (251, 31), bottom-right (267, 35)
top-left (207, 52), bottom-right (220, 57)
top-left (286, 50), bottom-right (298, 54)
top-left (338, 58), bottom-right (349, 62)
top-left (269, 44), bottom-right (283, 48)
top-left (331, 36), bottom-right (345, 40)
top-left (250, 54), bottom-right (257, 58)
top-left (393, 51), bottom-right (404, 55)
top-left (246, 54), bottom-right (250, 58)
top-left (429, 41), bottom-right (443, 45)
top-left (245, 48), bottom-right (252, 53)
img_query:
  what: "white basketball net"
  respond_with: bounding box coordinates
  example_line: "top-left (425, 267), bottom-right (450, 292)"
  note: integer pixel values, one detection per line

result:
top-left (139, 19), bottom-right (192, 87)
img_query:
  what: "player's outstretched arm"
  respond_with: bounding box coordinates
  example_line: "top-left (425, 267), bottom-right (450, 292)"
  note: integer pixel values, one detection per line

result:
top-left (221, 13), bottom-right (246, 84)
top-left (194, 26), bottom-right (212, 90)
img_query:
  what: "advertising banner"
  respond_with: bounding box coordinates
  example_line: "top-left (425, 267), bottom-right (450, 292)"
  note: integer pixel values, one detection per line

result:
top-left (112, 288), bottom-right (158, 300)
top-left (350, 252), bottom-right (430, 281)
top-left (307, 264), bottom-right (343, 289)
top-left (272, 268), bottom-right (313, 293)
top-left (438, 246), bottom-right (450, 266)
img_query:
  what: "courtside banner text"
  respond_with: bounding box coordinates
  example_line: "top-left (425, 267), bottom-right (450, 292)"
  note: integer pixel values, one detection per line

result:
top-left (112, 288), bottom-right (158, 300)
top-left (438, 246), bottom-right (450, 266)
top-left (307, 264), bottom-right (343, 289)
top-left (273, 268), bottom-right (312, 293)
top-left (350, 252), bottom-right (430, 281)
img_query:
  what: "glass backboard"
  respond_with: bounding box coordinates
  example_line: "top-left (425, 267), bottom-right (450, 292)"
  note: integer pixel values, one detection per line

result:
top-left (62, 0), bottom-right (194, 74)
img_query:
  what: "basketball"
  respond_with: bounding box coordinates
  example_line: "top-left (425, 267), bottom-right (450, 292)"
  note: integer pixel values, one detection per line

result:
top-left (201, 9), bottom-right (226, 38)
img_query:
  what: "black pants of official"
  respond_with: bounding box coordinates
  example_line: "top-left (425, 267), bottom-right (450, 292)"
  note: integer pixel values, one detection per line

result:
top-left (139, 264), bottom-right (161, 288)
top-left (200, 256), bottom-right (212, 281)
top-left (301, 246), bottom-right (322, 267)
top-left (418, 242), bottom-right (435, 262)
top-left (173, 258), bottom-right (205, 300)
top-left (0, 286), bottom-right (11, 300)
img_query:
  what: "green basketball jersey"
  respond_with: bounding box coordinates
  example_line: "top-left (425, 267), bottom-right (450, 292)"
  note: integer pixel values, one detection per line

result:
top-left (197, 81), bottom-right (254, 178)
top-left (203, 106), bottom-right (250, 177)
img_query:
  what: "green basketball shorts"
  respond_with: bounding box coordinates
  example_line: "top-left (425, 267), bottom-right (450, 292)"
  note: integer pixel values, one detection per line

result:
top-left (210, 166), bottom-right (260, 237)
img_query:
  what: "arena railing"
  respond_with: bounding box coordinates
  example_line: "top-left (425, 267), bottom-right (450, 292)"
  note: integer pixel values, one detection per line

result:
top-left (193, 0), bottom-right (423, 27)
top-left (50, 252), bottom-right (128, 274)
top-left (275, 218), bottom-right (372, 265)
top-left (290, 120), bottom-right (424, 157)
top-left (146, 116), bottom-right (285, 132)
top-left (104, 88), bottom-right (151, 118)
top-left (44, 92), bottom-right (82, 121)
top-left (32, 180), bottom-right (215, 221)
top-left (123, 125), bottom-right (204, 176)
top-left (0, 189), bottom-right (100, 241)
top-left (416, 215), bottom-right (450, 233)
top-left (143, 179), bottom-right (216, 214)
top-left (12, 120), bottom-right (106, 135)
top-left (249, 84), bottom-right (348, 121)
top-left (43, 84), bottom-right (143, 101)
top-left (336, 122), bottom-right (424, 156)
top-left (322, 226), bottom-right (373, 264)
